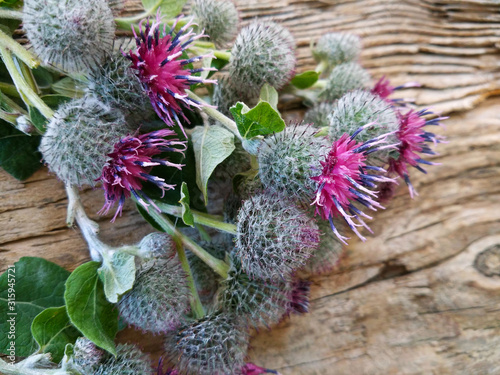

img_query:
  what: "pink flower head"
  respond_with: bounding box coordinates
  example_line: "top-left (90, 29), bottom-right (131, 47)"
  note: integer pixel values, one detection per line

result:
top-left (242, 363), bottom-right (281, 375)
top-left (127, 14), bottom-right (216, 130)
top-left (371, 76), bottom-right (420, 106)
top-left (388, 109), bottom-right (446, 198)
top-left (311, 123), bottom-right (397, 244)
top-left (97, 129), bottom-right (187, 222)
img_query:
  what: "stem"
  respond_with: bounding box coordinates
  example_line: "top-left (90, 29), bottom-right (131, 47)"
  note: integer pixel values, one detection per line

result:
top-left (175, 239), bottom-right (205, 318)
top-left (65, 184), bottom-right (111, 262)
top-left (0, 9), bottom-right (23, 20)
top-left (0, 29), bottom-right (39, 69)
top-left (0, 82), bottom-right (21, 97)
top-left (186, 89), bottom-right (242, 141)
top-left (315, 60), bottom-right (328, 75)
top-left (0, 46), bottom-right (53, 119)
top-left (155, 202), bottom-right (237, 235)
top-left (213, 50), bottom-right (231, 61)
top-left (142, 203), bottom-right (230, 278)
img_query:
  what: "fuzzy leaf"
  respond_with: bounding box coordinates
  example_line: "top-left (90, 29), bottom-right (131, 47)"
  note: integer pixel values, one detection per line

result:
top-left (0, 257), bottom-right (71, 357)
top-left (179, 181), bottom-right (194, 227)
top-left (98, 252), bottom-right (136, 304)
top-left (230, 101), bottom-right (285, 139)
top-left (142, 0), bottom-right (186, 18)
top-left (291, 71), bottom-right (319, 89)
top-left (51, 77), bottom-right (84, 98)
top-left (192, 125), bottom-right (235, 204)
top-left (0, 121), bottom-right (42, 180)
top-left (259, 84), bottom-right (279, 110)
top-left (64, 262), bottom-right (118, 356)
top-left (31, 306), bottom-right (81, 363)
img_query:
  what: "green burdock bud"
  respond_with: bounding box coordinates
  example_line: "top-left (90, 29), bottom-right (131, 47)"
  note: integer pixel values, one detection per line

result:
top-left (187, 242), bottom-right (228, 307)
top-left (258, 124), bottom-right (329, 204)
top-left (94, 344), bottom-right (153, 375)
top-left (118, 257), bottom-right (190, 333)
top-left (165, 313), bottom-right (249, 375)
top-left (39, 96), bottom-right (128, 187)
top-left (212, 77), bottom-right (247, 116)
top-left (192, 0), bottom-right (240, 48)
top-left (229, 21), bottom-right (296, 97)
top-left (72, 337), bottom-right (104, 374)
top-left (303, 102), bottom-right (336, 128)
top-left (217, 252), bottom-right (292, 328)
top-left (320, 62), bottom-right (371, 101)
top-left (302, 219), bottom-right (345, 276)
top-left (328, 89), bottom-right (399, 160)
top-left (236, 193), bottom-right (320, 280)
top-left (313, 32), bottom-right (361, 66)
top-left (86, 52), bottom-right (152, 121)
top-left (23, 0), bottom-right (115, 73)
top-left (138, 232), bottom-right (176, 260)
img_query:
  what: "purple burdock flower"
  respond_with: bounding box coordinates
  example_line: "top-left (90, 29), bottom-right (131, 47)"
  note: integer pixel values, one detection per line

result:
top-left (388, 109), bottom-right (446, 198)
top-left (371, 76), bottom-right (420, 106)
top-left (287, 279), bottom-right (311, 315)
top-left (311, 124), bottom-right (397, 244)
top-left (242, 363), bottom-right (281, 374)
top-left (127, 14), bottom-right (216, 131)
top-left (97, 129), bottom-right (186, 222)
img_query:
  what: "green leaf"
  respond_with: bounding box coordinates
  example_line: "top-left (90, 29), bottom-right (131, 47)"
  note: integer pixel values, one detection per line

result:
top-left (192, 125), bottom-right (235, 204)
top-left (291, 70), bottom-right (320, 89)
top-left (32, 67), bottom-right (55, 89)
top-left (31, 306), bottom-right (81, 363)
top-left (142, 0), bottom-right (186, 18)
top-left (209, 58), bottom-right (229, 79)
top-left (0, 257), bottom-right (71, 357)
top-left (64, 262), bottom-right (118, 356)
top-left (28, 106), bottom-right (47, 132)
top-left (98, 252), bottom-right (136, 304)
top-left (0, 120), bottom-right (42, 180)
top-left (51, 77), bottom-right (84, 98)
top-left (179, 181), bottom-right (194, 227)
top-left (230, 101), bottom-right (286, 140)
top-left (41, 95), bottom-right (72, 109)
top-left (259, 84), bottom-right (279, 110)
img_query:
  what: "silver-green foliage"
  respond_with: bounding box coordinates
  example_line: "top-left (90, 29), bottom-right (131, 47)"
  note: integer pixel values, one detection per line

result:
top-left (117, 257), bottom-right (190, 333)
top-left (313, 32), bottom-right (361, 66)
top-left (165, 313), bottom-right (249, 375)
top-left (236, 193), bottom-right (320, 280)
top-left (39, 96), bottom-right (128, 186)
top-left (23, 0), bottom-right (115, 73)
top-left (229, 21), bottom-right (296, 97)
top-left (320, 62), bottom-right (371, 101)
top-left (192, 0), bottom-right (240, 48)
top-left (258, 124), bottom-right (330, 204)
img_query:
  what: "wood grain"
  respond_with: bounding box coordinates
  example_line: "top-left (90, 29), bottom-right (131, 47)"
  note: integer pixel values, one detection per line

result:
top-left (2, 0), bottom-right (500, 374)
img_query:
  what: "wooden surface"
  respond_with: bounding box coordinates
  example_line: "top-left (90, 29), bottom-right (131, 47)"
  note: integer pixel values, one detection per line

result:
top-left (2, 0), bottom-right (500, 374)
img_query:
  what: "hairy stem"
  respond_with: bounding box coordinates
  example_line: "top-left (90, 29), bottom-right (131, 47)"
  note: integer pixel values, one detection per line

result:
top-left (0, 356), bottom-right (70, 375)
top-left (155, 201), bottom-right (237, 235)
top-left (175, 239), bottom-right (205, 319)
top-left (0, 29), bottom-right (39, 69)
top-left (186, 89), bottom-right (242, 141)
top-left (0, 46), bottom-right (53, 119)
top-left (142, 204), bottom-right (230, 278)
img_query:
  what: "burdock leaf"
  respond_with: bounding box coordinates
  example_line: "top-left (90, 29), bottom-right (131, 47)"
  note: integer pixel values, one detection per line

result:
top-left (0, 257), bottom-right (71, 357)
top-left (64, 262), bottom-right (118, 356)
top-left (230, 101), bottom-right (285, 140)
top-left (98, 252), bottom-right (136, 304)
top-left (192, 125), bottom-right (235, 204)
top-left (179, 182), bottom-right (194, 227)
top-left (31, 306), bottom-right (81, 363)
top-left (142, 0), bottom-right (186, 18)
top-left (259, 84), bottom-right (279, 110)
top-left (291, 70), bottom-right (319, 89)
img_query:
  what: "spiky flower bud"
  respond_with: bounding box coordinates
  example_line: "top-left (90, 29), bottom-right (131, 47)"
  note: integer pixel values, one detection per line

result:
top-left (192, 0), bottom-right (240, 48)
top-left (236, 193), bottom-right (320, 280)
top-left (94, 344), bottom-right (153, 375)
top-left (328, 90), bottom-right (399, 160)
top-left (320, 62), bottom-right (371, 101)
top-left (303, 102), bottom-right (336, 128)
top-left (86, 52), bottom-right (151, 120)
top-left (23, 0), bottom-right (115, 73)
top-left (165, 313), bottom-right (249, 375)
top-left (217, 252), bottom-right (292, 327)
top-left (39, 96), bottom-right (128, 187)
top-left (258, 124), bottom-right (329, 204)
top-left (229, 21), bottom-right (296, 97)
top-left (138, 232), bottom-right (176, 260)
top-left (72, 337), bottom-right (104, 374)
top-left (313, 32), bottom-right (361, 66)
top-left (118, 257), bottom-right (190, 333)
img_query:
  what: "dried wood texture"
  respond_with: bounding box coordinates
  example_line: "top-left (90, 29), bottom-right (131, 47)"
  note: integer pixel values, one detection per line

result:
top-left (1, 0), bottom-right (500, 374)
